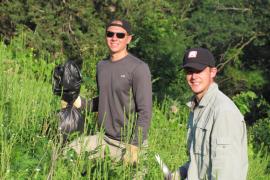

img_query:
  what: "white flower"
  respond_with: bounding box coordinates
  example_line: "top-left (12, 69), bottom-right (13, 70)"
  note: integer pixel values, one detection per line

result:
top-left (35, 167), bottom-right (41, 172)
top-left (170, 105), bottom-right (178, 114)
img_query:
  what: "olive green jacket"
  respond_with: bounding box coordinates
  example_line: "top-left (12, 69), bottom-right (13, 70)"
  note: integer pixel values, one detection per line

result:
top-left (184, 83), bottom-right (248, 180)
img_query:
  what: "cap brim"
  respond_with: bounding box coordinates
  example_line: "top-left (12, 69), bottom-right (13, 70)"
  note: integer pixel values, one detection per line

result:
top-left (183, 63), bottom-right (207, 71)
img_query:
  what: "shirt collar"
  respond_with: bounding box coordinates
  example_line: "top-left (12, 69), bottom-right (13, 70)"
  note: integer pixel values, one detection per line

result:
top-left (186, 82), bottom-right (218, 108)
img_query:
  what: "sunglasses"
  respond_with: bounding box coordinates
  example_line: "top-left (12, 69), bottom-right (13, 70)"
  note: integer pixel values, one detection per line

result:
top-left (106, 31), bottom-right (126, 39)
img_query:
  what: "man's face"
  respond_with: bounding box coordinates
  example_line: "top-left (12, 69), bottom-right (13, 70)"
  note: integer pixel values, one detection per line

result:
top-left (185, 67), bottom-right (217, 100)
top-left (106, 25), bottom-right (132, 54)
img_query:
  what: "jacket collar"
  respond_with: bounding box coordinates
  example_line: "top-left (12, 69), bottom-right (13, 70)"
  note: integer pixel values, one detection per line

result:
top-left (186, 83), bottom-right (218, 109)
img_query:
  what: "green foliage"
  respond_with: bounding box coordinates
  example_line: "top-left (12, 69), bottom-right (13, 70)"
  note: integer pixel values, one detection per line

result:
top-left (0, 1), bottom-right (270, 178)
top-left (247, 147), bottom-right (270, 179)
top-left (0, 38), bottom-right (57, 179)
top-left (248, 116), bottom-right (270, 177)
top-left (232, 91), bottom-right (257, 116)
top-left (0, 1), bottom-right (107, 99)
top-left (183, 0), bottom-right (269, 101)
top-left (184, 0), bottom-right (253, 52)
top-left (2, 38), bottom-right (268, 179)
top-left (128, 1), bottom-right (192, 99)
top-left (1, 0), bottom-right (269, 107)
top-left (232, 90), bottom-right (270, 124)
top-left (250, 118), bottom-right (270, 154)
top-left (222, 65), bottom-right (266, 93)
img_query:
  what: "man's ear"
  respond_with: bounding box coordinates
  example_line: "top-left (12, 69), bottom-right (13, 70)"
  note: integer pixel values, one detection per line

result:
top-left (210, 67), bottom-right (217, 78)
top-left (127, 35), bottom-right (132, 44)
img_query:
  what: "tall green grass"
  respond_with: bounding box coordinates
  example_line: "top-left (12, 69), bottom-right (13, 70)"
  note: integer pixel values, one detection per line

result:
top-left (0, 36), bottom-right (269, 179)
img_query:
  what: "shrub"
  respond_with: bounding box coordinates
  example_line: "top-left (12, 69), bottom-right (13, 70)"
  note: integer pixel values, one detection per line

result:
top-left (249, 117), bottom-right (270, 154)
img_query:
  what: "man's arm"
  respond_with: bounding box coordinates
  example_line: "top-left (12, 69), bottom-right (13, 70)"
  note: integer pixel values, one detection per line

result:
top-left (210, 109), bottom-right (248, 180)
top-left (61, 96), bottom-right (98, 112)
top-left (131, 63), bottom-right (152, 146)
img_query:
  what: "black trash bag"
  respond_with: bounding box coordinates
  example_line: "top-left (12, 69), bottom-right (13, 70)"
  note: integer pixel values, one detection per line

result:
top-left (58, 105), bottom-right (84, 134)
top-left (53, 60), bottom-right (82, 103)
top-left (52, 60), bottom-right (84, 135)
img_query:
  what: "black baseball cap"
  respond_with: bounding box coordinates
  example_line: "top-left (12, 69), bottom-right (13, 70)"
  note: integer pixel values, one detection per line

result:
top-left (106, 19), bottom-right (132, 34)
top-left (182, 48), bottom-right (215, 70)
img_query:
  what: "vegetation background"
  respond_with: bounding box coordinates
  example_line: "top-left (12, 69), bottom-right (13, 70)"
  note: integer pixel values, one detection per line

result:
top-left (0, 0), bottom-right (269, 179)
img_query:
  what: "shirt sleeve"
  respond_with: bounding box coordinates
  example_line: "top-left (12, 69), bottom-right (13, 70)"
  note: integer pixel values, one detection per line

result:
top-left (131, 63), bottom-right (152, 146)
top-left (210, 109), bottom-right (248, 180)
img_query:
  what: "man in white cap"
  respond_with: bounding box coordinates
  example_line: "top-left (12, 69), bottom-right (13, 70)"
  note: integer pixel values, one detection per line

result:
top-left (169, 48), bottom-right (248, 179)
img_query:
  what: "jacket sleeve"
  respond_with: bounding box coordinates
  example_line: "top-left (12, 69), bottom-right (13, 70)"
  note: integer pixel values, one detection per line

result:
top-left (210, 109), bottom-right (248, 180)
top-left (131, 63), bottom-right (152, 146)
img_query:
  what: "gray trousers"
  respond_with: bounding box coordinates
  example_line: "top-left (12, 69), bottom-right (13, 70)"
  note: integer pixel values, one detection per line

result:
top-left (64, 133), bottom-right (148, 179)
top-left (65, 133), bottom-right (126, 161)
top-left (65, 133), bottom-right (148, 162)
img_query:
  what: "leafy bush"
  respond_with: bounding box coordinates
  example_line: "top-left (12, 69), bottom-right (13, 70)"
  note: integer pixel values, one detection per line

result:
top-left (249, 118), bottom-right (270, 154)
top-left (232, 91), bottom-right (257, 116)
top-left (1, 1), bottom-right (270, 177)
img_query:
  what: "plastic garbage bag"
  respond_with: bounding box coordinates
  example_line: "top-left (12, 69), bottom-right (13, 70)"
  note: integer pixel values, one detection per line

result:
top-left (58, 105), bottom-right (84, 134)
top-left (52, 60), bottom-right (84, 134)
top-left (52, 60), bottom-right (82, 103)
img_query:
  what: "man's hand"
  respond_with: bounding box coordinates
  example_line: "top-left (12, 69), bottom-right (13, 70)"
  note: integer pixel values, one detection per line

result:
top-left (61, 96), bottom-right (82, 109)
top-left (123, 144), bottom-right (139, 165)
